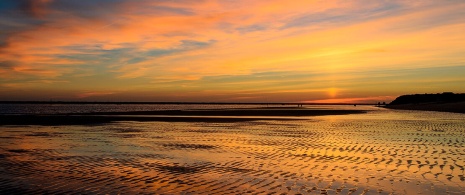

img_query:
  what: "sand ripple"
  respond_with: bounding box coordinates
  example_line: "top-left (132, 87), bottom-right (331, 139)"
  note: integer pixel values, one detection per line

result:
top-left (1, 111), bottom-right (465, 194)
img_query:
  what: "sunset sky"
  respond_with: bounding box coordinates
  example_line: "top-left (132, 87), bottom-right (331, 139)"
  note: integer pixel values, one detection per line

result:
top-left (1, 0), bottom-right (464, 103)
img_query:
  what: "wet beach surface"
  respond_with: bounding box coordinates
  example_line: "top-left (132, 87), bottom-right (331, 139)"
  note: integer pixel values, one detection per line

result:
top-left (0, 108), bottom-right (365, 125)
top-left (1, 107), bottom-right (465, 194)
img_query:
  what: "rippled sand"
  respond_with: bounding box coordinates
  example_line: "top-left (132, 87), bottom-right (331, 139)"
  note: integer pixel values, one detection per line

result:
top-left (1, 108), bottom-right (465, 194)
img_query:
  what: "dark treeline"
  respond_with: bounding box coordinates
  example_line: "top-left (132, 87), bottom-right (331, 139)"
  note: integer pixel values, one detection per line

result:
top-left (389, 92), bottom-right (465, 105)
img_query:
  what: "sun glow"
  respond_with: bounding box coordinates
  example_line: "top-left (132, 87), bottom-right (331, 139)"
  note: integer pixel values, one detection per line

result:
top-left (327, 88), bottom-right (338, 98)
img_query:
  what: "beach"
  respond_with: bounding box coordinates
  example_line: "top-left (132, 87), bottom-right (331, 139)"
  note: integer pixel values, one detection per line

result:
top-left (1, 105), bottom-right (465, 194)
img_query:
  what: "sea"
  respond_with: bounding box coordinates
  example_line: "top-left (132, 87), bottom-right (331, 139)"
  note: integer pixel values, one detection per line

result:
top-left (1, 103), bottom-right (464, 194)
top-left (0, 103), bottom-right (366, 115)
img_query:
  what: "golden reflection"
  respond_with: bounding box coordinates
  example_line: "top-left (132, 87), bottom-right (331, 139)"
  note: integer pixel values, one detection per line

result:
top-left (1, 111), bottom-right (465, 194)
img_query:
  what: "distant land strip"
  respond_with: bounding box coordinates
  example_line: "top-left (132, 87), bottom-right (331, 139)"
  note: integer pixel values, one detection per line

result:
top-left (387, 92), bottom-right (465, 114)
top-left (0, 101), bottom-right (375, 105)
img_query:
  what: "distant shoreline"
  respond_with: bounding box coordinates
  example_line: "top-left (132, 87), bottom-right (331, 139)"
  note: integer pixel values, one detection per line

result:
top-left (386, 93), bottom-right (465, 114)
top-left (386, 101), bottom-right (465, 114)
top-left (0, 101), bottom-right (375, 105)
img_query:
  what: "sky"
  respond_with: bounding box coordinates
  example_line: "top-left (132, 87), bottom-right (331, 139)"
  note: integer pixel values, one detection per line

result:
top-left (1, 0), bottom-right (465, 103)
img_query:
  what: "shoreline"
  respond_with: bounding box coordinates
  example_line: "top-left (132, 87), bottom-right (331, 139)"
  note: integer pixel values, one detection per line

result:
top-left (0, 108), bottom-right (366, 125)
top-left (0, 101), bottom-right (375, 105)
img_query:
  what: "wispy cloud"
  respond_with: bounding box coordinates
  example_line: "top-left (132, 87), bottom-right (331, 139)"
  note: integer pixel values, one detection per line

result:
top-left (1, 0), bottom-right (464, 101)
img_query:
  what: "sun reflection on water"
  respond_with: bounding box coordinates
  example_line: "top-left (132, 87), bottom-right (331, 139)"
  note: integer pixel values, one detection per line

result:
top-left (1, 109), bottom-right (465, 194)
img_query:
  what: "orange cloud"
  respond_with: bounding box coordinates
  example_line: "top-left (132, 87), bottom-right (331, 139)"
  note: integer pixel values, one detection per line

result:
top-left (1, 1), bottom-right (464, 101)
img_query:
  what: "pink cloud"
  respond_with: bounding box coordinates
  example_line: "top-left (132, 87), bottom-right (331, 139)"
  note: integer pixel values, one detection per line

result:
top-left (20, 0), bottom-right (54, 18)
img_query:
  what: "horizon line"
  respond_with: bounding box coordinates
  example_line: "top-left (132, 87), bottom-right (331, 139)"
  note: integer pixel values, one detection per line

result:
top-left (0, 100), bottom-right (380, 105)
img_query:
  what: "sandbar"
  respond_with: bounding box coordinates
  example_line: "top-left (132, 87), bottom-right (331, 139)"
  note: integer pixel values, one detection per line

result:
top-left (0, 108), bottom-right (365, 125)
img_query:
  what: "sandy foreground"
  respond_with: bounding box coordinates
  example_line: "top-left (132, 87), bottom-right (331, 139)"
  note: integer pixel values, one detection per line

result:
top-left (1, 108), bottom-right (465, 194)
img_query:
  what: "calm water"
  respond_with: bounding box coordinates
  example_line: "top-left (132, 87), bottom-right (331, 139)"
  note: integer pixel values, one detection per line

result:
top-left (0, 103), bottom-right (369, 115)
top-left (0, 103), bottom-right (262, 114)
top-left (0, 105), bottom-right (464, 194)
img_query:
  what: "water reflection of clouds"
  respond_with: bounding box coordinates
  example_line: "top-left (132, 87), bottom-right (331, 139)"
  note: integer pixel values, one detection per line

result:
top-left (1, 109), bottom-right (465, 194)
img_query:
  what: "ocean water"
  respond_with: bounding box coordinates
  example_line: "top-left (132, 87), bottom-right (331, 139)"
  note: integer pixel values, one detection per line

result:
top-left (0, 103), bottom-right (370, 115)
top-left (0, 103), bottom-right (262, 114)
top-left (0, 105), bottom-right (464, 194)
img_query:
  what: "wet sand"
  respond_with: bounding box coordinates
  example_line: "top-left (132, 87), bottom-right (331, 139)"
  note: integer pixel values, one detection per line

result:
top-left (1, 108), bottom-right (465, 194)
top-left (0, 108), bottom-right (365, 125)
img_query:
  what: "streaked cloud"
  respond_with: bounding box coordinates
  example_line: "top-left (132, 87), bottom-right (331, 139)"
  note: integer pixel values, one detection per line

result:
top-left (0, 0), bottom-right (464, 102)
